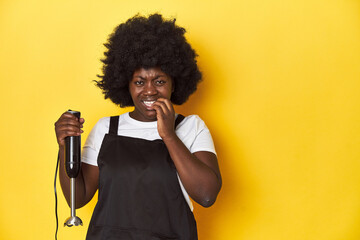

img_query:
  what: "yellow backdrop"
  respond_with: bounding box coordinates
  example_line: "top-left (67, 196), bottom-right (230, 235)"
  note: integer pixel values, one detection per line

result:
top-left (1, 0), bottom-right (360, 239)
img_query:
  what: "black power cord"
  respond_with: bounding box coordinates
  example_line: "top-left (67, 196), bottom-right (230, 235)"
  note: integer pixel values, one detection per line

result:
top-left (54, 152), bottom-right (59, 240)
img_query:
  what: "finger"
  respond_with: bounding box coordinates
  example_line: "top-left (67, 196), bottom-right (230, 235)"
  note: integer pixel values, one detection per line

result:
top-left (55, 112), bottom-right (84, 147)
top-left (56, 116), bottom-right (82, 128)
top-left (152, 104), bottom-right (165, 119)
top-left (56, 122), bottom-right (82, 130)
top-left (61, 112), bottom-right (79, 120)
top-left (56, 125), bottom-right (83, 136)
top-left (56, 130), bottom-right (81, 146)
top-left (56, 118), bottom-right (83, 132)
top-left (55, 113), bottom-right (83, 132)
top-left (153, 100), bottom-right (171, 116)
top-left (56, 125), bottom-right (83, 142)
top-left (60, 112), bottom-right (85, 124)
top-left (55, 122), bottom-right (82, 135)
top-left (57, 131), bottom-right (81, 141)
top-left (157, 98), bottom-right (174, 113)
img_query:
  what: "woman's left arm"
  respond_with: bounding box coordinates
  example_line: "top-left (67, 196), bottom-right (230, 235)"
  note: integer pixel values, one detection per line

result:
top-left (153, 98), bottom-right (222, 207)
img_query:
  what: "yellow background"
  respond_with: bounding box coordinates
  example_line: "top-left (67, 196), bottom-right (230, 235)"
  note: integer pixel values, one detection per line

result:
top-left (1, 0), bottom-right (360, 239)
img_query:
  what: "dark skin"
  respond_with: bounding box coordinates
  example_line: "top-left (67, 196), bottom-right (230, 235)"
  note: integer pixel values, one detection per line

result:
top-left (55, 67), bottom-right (222, 208)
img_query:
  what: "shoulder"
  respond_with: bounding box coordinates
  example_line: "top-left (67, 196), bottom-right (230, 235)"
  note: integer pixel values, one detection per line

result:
top-left (182, 114), bottom-right (203, 122)
top-left (90, 112), bottom-right (146, 138)
top-left (92, 112), bottom-right (128, 131)
top-left (84, 116), bottom-right (111, 146)
top-left (91, 116), bottom-right (110, 134)
top-left (176, 114), bottom-right (210, 139)
top-left (177, 114), bottom-right (208, 132)
top-left (176, 114), bottom-right (216, 154)
top-left (97, 116), bottom-right (111, 126)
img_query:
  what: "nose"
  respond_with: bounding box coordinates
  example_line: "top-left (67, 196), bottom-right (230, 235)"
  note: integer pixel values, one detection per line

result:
top-left (144, 82), bottom-right (157, 95)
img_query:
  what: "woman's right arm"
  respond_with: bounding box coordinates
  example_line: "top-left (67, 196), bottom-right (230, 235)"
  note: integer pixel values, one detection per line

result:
top-left (55, 111), bottom-right (99, 209)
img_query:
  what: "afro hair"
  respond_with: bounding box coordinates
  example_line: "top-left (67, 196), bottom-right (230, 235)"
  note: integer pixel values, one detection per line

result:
top-left (95, 13), bottom-right (202, 107)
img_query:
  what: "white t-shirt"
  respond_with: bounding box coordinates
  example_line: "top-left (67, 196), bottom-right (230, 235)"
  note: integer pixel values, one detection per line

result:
top-left (81, 112), bottom-right (216, 211)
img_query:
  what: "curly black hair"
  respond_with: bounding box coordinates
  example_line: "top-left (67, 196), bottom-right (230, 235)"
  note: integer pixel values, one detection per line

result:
top-left (95, 13), bottom-right (202, 107)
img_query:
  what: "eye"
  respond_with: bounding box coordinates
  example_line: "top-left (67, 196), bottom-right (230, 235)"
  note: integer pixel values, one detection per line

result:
top-left (134, 80), bottom-right (144, 86)
top-left (155, 79), bottom-right (166, 85)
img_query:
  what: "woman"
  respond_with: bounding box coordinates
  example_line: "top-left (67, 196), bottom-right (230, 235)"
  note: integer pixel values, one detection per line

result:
top-left (55, 13), bottom-right (221, 240)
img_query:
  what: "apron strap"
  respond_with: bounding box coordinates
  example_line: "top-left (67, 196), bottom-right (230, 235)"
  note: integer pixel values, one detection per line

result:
top-left (175, 114), bottom-right (185, 129)
top-left (109, 116), bottom-right (119, 135)
top-left (108, 114), bottom-right (185, 135)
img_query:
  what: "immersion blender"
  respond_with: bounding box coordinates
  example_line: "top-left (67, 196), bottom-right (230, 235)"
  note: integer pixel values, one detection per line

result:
top-left (64, 110), bottom-right (83, 227)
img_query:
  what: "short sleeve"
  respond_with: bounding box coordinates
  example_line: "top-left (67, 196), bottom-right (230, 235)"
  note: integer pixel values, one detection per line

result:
top-left (81, 117), bottom-right (110, 166)
top-left (179, 115), bottom-right (216, 155)
top-left (190, 116), bottom-right (216, 154)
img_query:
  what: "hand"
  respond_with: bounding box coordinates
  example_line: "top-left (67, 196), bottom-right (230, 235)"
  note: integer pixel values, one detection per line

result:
top-left (152, 98), bottom-right (176, 140)
top-left (54, 111), bottom-right (85, 148)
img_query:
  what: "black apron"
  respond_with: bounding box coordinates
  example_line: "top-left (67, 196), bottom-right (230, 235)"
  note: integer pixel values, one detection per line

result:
top-left (86, 114), bottom-right (198, 240)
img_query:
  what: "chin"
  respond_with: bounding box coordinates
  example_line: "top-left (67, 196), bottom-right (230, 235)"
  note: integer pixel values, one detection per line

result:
top-left (141, 110), bottom-right (157, 121)
top-left (131, 107), bottom-right (157, 122)
top-left (146, 114), bottom-right (157, 121)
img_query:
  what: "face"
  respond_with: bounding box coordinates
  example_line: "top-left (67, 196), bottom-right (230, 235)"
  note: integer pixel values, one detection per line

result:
top-left (129, 67), bottom-right (173, 122)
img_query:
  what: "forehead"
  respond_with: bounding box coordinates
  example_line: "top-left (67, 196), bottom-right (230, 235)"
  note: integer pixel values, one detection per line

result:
top-left (132, 67), bottom-right (169, 78)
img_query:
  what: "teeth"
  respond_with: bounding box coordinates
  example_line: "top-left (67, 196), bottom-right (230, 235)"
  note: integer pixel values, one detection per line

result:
top-left (143, 101), bottom-right (155, 107)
